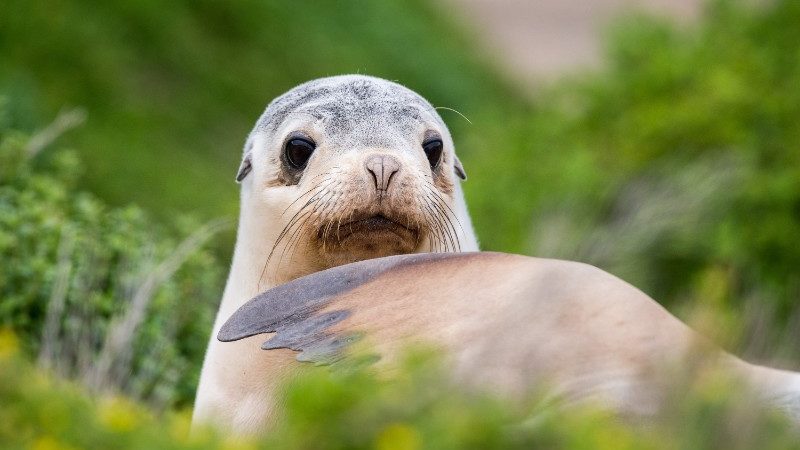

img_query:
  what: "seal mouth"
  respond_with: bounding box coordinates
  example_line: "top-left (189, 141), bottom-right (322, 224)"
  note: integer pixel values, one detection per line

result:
top-left (315, 213), bottom-right (421, 266)
top-left (336, 214), bottom-right (415, 241)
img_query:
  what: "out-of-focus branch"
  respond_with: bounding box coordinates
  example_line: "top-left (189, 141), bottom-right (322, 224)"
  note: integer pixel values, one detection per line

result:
top-left (87, 217), bottom-right (231, 392)
top-left (37, 225), bottom-right (75, 373)
top-left (25, 108), bottom-right (87, 158)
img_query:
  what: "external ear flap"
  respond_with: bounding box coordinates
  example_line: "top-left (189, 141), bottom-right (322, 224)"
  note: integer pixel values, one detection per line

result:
top-left (236, 139), bottom-right (254, 183)
top-left (235, 153), bottom-right (252, 183)
top-left (453, 154), bottom-right (467, 180)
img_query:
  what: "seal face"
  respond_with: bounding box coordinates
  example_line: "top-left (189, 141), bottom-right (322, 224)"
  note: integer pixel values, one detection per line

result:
top-left (237, 75), bottom-right (471, 274)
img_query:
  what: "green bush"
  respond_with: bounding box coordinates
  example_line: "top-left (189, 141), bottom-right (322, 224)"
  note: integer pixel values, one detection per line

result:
top-left (0, 109), bottom-right (224, 409)
top-left (1, 0), bottom-right (799, 446)
top-left (465, 0), bottom-right (800, 359)
top-left (1, 332), bottom-right (797, 450)
top-left (0, 331), bottom-right (218, 450)
top-left (3, 0), bottom-right (796, 352)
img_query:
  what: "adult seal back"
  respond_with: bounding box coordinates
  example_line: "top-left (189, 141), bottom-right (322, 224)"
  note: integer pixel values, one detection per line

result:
top-left (192, 75), bottom-right (479, 434)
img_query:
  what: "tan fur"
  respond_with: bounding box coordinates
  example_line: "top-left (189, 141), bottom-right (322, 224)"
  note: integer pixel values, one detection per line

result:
top-left (192, 75), bottom-right (479, 434)
top-left (320, 254), bottom-right (700, 415)
top-left (243, 253), bottom-right (800, 424)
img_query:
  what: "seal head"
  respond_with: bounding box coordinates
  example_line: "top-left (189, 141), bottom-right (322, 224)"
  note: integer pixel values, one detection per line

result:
top-left (236, 75), bottom-right (475, 278)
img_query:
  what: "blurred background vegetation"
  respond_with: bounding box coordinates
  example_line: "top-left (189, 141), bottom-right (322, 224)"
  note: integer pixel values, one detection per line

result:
top-left (1, 0), bottom-right (799, 447)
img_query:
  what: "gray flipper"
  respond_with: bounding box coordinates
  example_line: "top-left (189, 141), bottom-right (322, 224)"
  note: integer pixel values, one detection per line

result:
top-left (217, 252), bottom-right (479, 364)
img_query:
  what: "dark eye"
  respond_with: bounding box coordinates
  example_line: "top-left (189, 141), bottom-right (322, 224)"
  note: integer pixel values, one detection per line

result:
top-left (422, 139), bottom-right (443, 169)
top-left (284, 138), bottom-right (316, 169)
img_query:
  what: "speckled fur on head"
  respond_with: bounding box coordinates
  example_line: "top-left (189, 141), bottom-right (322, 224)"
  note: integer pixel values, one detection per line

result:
top-left (253, 77), bottom-right (435, 135)
top-left (238, 75), bottom-right (464, 184)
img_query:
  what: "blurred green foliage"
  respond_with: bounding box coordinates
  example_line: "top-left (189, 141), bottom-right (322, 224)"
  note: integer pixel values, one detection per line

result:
top-left (1, 332), bottom-right (797, 450)
top-left (2, 0), bottom-right (797, 344)
top-left (1, 0), bottom-right (800, 446)
top-left (0, 109), bottom-right (223, 408)
top-left (0, 330), bottom-right (215, 450)
top-left (463, 0), bottom-right (800, 358)
top-left (0, 0), bottom-right (517, 224)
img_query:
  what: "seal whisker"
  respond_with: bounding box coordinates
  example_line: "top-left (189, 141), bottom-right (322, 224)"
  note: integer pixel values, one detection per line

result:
top-left (343, 204), bottom-right (356, 245)
top-left (420, 199), bottom-right (448, 252)
top-left (281, 167), bottom-right (342, 217)
top-left (331, 193), bottom-right (351, 244)
top-left (284, 205), bottom-right (324, 267)
top-left (423, 183), bottom-right (463, 252)
top-left (421, 194), bottom-right (455, 252)
top-left (298, 190), bottom-right (337, 247)
top-left (430, 199), bottom-right (459, 253)
top-left (321, 202), bottom-right (338, 244)
top-left (428, 202), bottom-right (450, 252)
top-left (272, 209), bottom-right (315, 272)
top-left (335, 213), bottom-right (343, 242)
top-left (424, 181), bottom-right (466, 237)
top-left (281, 187), bottom-right (340, 272)
top-left (275, 209), bottom-right (316, 276)
top-left (282, 179), bottom-right (335, 215)
top-left (279, 196), bottom-right (322, 242)
top-left (317, 192), bottom-right (343, 245)
top-left (430, 204), bottom-right (451, 252)
top-left (414, 171), bottom-right (452, 251)
top-left (436, 201), bottom-right (459, 252)
top-left (262, 187), bottom-right (334, 283)
top-left (275, 186), bottom-right (332, 245)
top-left (421, 212), bottom-right (438, 252)
top-left (268, 205), bottom-right (313, 268)
top-left (433, 105), bottom-right (473, 125)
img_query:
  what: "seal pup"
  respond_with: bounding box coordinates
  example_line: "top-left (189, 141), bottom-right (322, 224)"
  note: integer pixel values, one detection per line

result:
top-left (192, 75), bottom-right (479, 434)
top-left (221, 252), bottom-right (800, 423)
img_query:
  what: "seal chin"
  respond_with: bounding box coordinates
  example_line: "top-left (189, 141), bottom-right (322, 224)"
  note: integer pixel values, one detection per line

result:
top-left (316, 214), bottom-right (420, 267)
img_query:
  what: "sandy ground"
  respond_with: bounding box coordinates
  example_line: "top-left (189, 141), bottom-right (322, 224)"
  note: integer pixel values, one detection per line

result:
top-left (444, 0), bottom-right (701, 84)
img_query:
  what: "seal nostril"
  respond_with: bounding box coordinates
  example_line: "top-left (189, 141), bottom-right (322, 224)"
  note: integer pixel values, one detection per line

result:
top-left (386, 169), bottom-right (398, 191)
top-left (365, 154), bottom-right (401, 193)
top-left (368, 166), bottom-right (379, 191)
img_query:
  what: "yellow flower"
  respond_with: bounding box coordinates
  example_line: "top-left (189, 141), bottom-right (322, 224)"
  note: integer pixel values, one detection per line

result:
top-left (220, 437), bottom-right (257, 450)
top-left (375, 423), bottom-right (421, 450)
top-left (168, 412), bottom-right (193, 444)
top-left (98, 397), bottom-right (141, 433)
top-left (0, 328), bottom-right (19, 360)
top-left (30, 436), bottom-right (77, 450)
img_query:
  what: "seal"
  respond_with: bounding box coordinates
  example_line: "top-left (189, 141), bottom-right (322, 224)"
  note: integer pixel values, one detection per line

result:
top-left (191, 75), bottom-right (479, 434)
top-left (221, 252), bottom-right (800, 423)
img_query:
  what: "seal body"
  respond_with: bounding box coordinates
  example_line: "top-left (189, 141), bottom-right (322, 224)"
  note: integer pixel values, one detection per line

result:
top-left (192, 75), bottom-right (478, 434)
top-left (220, 252), bottom-right (800, 424)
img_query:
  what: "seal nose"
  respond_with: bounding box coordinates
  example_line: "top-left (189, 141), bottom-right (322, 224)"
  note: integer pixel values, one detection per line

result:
top-left (364, 154), bottom-right (401, 194)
